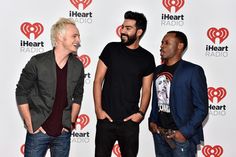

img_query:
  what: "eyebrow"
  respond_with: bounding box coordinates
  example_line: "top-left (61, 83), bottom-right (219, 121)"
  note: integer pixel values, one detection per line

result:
top-left (122, 24), bottom-right (135, 28)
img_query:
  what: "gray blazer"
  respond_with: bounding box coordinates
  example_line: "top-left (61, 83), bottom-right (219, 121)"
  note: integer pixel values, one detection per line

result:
top-left (16, 49), bottom-right (84, 131)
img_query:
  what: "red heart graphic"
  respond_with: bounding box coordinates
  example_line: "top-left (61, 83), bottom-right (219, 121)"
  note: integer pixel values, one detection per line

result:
top-left (76, 114), bottom-right (90, 130)
top-left (77, 54), bottom-right (91, 68)
top-left (202, 145), bottom-right (223, 157)
top-left (70, 0), bottom-right (92, 10)
top-left (207, 27), bottom-right (229, 44)
top-left (20, 22), bottom-right (44, 39)
top-left (113, 144), bottom-right (121, 157)
top-left (162, 0), bottom-right (185, 13)
top-left (208, 87), bottom-right (226, 103)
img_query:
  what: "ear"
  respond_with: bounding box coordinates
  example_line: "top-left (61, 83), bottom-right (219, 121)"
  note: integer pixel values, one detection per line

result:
top-left (137, 29), bottom-right (143, 38)
top-left (57, 32), bottom-right (64, 42)
top-left (178, 42), bottom-right (184, 50)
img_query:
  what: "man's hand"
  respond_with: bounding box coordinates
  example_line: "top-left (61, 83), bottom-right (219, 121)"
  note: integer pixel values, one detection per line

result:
top-left (123, 113), bottom-right (144, 123)
top-left (167, 130), bottom-right (187, 142)
top-left (96, 109), bottom-right (113, 122)
top-left (149, 122), bottom-right (160, 133)
top-left (29, 126), bottom-right (46, 134)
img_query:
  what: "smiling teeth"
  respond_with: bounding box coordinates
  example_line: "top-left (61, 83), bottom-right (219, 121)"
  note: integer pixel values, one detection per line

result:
top-left (74, 43), bottom-right (80, 48)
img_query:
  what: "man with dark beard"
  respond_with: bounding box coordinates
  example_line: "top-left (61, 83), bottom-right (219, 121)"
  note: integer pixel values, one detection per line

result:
top-left (93, 11), bottom-right (155, 157)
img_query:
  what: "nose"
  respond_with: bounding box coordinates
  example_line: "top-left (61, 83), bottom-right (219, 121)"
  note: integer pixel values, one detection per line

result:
top-left (77, 36), bottom-right (81, 43)
top-left (160, 41), bottom-right (165, 48)
top-left (120, 28), bottom-right (124, 34)
top-left (120, 26), bottom-right (126, 34)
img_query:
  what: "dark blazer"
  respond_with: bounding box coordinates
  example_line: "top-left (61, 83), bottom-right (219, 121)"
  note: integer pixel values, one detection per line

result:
top-left (16, 49), bottom-right (84, 131)
top-left (149, 59), bottom-right (208, 145)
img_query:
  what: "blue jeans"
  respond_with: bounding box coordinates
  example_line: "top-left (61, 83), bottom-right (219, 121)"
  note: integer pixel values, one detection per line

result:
top-left (153, 133), bottom-right (196, 157)
top-left (24, 131), bottom-right (71, 157)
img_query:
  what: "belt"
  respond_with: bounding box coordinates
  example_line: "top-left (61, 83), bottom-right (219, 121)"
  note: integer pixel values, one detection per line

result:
top-left (158, 127), bottom-right (177, 149)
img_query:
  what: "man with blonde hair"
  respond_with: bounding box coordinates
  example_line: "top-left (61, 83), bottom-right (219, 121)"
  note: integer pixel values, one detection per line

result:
top-left (16, 17), bottom-right (84, 157)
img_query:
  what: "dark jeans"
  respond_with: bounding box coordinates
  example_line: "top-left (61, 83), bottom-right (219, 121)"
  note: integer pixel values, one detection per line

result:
top-left (153, 133), bottom-right (196, 157)
top-left (95, 119), bottom-right (139, 157)
top-left (24, 131), bottom-right (71, 157)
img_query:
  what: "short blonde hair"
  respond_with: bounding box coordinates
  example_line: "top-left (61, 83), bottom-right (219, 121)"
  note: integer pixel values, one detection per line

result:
top-left (50, 17), bottom-right (76, 47)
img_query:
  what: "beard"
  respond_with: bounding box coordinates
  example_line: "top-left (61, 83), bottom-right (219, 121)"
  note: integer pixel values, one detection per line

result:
top-left (121, 33), bottom-right (137, 46)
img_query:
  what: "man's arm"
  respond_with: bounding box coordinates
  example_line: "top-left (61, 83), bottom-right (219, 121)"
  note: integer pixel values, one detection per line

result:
top-left (70, 63), bottom-right (85, 129)
top-left (18, 103), bottom-right (33, 133)
top-left (71, 103), bottom-right (81, 129)
top-left (139, 73), bottom-right (154, 115)
top-left (179, 66), bottom-right (208, 138)
top-left (16, 57), bottom-right (37, 132)
top-left (93, 59), bottom-right (112, 122)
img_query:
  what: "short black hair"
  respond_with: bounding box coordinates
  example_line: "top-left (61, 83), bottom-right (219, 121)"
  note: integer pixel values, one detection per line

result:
top-left (167, 31), bottom-right (188, 51)
top-left (124, 11), bottom-right (147, 38)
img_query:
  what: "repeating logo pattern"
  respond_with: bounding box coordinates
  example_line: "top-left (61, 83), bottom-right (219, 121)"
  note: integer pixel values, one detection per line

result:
top-left (20, 144), bottom-right (25, 155)
top-left (77, 54), bottom-right (91, 68)
top-left (20, 22), bottom-right (44, 39)
top-left (70, 0), bottom-right (92, 10)
top-left (112, 144), bottom-right (121, 157)
top-left (207, 27), bottom-right (229, 44)
top-left (162, 0), bottom-right (185, 13)
top-left (202, 145), bottom-right (223, 157)
top-left (208, 87), bottom-right (227, 103)
top-left (76, 114), bottom-right (90, 130)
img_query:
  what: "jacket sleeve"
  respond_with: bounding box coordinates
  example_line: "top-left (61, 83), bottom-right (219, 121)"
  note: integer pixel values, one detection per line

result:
top-left (15, 57), bottom-right (38, 105)
top-left (149, 73), bottom-right (158, 123)
top-left (72, 65), bottom-right (84, 105)
top-left (179, 66), bottom-right (209, 138)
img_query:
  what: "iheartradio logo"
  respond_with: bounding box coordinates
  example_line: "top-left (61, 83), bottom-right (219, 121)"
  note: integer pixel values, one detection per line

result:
top-left (116, 25), bottom-right (122, 37)
top-left (20, 22), bottom-right (44, 39)
top-left (76, 114), bottom-right (89, 130)
top-left (77, 54), bottom-right (91, 68)
top-left (20, 144), bottom-right (25, 155)
top-left (207, 27), bottom-right (229, 44)
top-left (113, 144), bottom-right (121, 157)
top-left (208, 87), bottom-right (226, 103)
top-left (162, 0), bottom-right (185, 13)
top-left (70, 0), bottom-right (92, 10)
top-left (202, 145), bottom-right (223, 157)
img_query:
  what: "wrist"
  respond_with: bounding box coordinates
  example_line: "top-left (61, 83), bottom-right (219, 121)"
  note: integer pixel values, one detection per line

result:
top-left (95, 107), bottom-right (103, 113)
top-left (137, 110), bottom-right (145, 117)
top-left (71, 122), bottom-right (76, 129)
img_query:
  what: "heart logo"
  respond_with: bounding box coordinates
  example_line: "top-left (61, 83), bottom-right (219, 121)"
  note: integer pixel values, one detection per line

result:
top-left (76, 114), bottom-right (90, 130)
top-left (77, 54), bottom-right (91, 68)
top-left (202, 145), bottom-right (223, 157)
top-left (113, 144), bottom-right (121, 157)
top-left (20, 22), bottom-right (44, 39)
top-left (70, 0), bottom-right (92, 10)
top-left (162, 0), bottom-right (185, 13)
top-left (20, 144), bottom-right (25, 155)
top-left (207, 27), bottom-right (229, 44)
top-left (208, 87), bottom-right (226, 103)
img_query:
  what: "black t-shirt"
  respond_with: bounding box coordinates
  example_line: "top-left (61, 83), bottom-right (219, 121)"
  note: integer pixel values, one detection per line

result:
top-left (155, 61), bottom-right (180, 129)
top-left (100, 42), bottom-right (155, 122)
